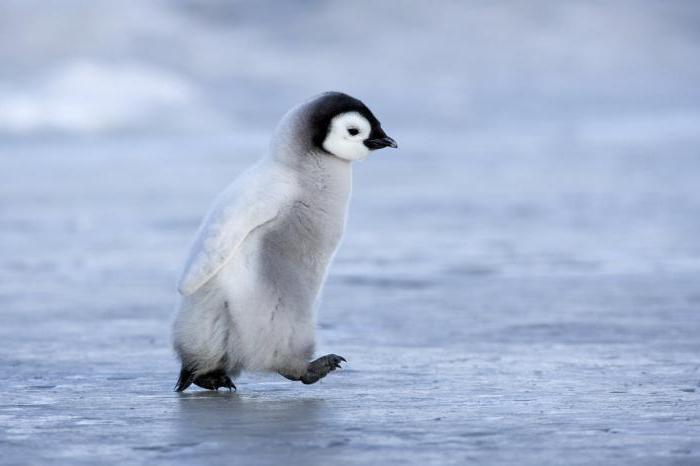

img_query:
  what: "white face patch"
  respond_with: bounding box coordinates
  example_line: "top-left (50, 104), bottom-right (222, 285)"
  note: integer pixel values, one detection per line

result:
top-left (321, 112), bottom-right (372, 161)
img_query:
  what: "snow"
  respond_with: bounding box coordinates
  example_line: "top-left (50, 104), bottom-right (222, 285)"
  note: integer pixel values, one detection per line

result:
top-left (0, 61), bottom-right (217, 133)
top-left (1, 1), bottom-right (700, 464)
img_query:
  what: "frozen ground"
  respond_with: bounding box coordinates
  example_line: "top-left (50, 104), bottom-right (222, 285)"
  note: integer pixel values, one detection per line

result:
top-left (1, 132), bottom-right (699, 465)
top-left (1, 1), bottom-right (700, 465)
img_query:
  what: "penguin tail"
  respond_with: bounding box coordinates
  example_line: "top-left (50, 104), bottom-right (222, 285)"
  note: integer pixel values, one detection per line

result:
top-left (175, 366), bottom-right (195, 392)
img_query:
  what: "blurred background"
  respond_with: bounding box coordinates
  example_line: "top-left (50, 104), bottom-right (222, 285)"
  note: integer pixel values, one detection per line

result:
top-left (1, 1), bottom-right (699, 464)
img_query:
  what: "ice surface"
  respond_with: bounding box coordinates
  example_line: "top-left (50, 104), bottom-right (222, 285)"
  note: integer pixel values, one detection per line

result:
top-left (1, 1), bottom-right (700, 465)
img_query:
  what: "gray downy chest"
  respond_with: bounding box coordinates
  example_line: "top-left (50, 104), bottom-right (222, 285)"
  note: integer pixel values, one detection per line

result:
top-left (254, 154), bottom-right (352, 298)
top-left (263, 193), bottom-right (346, 272)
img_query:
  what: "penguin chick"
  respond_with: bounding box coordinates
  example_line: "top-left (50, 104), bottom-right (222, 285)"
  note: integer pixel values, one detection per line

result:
top-left (173, 92), bottom-right (397, 391)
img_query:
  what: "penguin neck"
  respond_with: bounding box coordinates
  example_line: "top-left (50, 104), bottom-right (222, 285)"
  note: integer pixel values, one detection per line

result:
top-left (267, 105), bottom-right (352, 200)
top-left (270, 147), bottom-right (352, 200)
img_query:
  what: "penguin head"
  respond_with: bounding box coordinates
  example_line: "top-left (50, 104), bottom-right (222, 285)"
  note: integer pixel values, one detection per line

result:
top-left (308, 92), bottom-right (397, 162)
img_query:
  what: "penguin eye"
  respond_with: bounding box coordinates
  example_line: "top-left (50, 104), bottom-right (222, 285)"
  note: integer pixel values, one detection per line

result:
top-left (347, 127), bottom-right (360, 136)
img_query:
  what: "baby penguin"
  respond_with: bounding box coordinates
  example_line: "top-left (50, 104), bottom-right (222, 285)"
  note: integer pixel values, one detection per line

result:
top-left (173, 92), bottom-right (397, 391)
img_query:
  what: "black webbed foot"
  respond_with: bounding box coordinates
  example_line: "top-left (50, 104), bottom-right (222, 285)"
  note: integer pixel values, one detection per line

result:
top-left (300, 354), bottom-right (346, 385)
top-left (194, 369), bottom-right (236, 391)
top-left (175, 367), bottom-right (236, 392)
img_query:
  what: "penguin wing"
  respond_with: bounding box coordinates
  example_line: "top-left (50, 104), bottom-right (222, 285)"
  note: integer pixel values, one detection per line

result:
top-left (177, 172), bottom-right (284, 296)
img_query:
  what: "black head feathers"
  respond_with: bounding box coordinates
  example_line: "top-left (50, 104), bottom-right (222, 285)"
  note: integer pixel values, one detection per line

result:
top-left (308, 92), bottom-right (387, 150)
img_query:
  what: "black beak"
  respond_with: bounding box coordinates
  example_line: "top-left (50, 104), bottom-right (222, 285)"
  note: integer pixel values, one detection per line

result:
top-left (364, 135), bottom-right (398, 150)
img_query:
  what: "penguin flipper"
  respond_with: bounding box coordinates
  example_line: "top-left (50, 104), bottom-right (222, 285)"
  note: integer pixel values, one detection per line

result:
top-left (177, 172), bottom-right (283, 297)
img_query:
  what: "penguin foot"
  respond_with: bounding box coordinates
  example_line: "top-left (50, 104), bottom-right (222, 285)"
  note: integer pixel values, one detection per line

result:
top-left (194, 369), bottom-right (236, 391)
top-left (300, 354), bottom-right (346, 385)
top-left (175, 367), bottom-right (236, 392)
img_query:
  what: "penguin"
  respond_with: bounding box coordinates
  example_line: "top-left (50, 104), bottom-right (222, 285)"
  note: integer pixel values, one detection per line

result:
top-left (173, 92), bottom-right (397, 391)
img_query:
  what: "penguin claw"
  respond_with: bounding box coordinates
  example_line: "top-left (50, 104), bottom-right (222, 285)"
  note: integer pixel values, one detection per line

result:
top-left (326, 354), bottom-right (346, 370)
